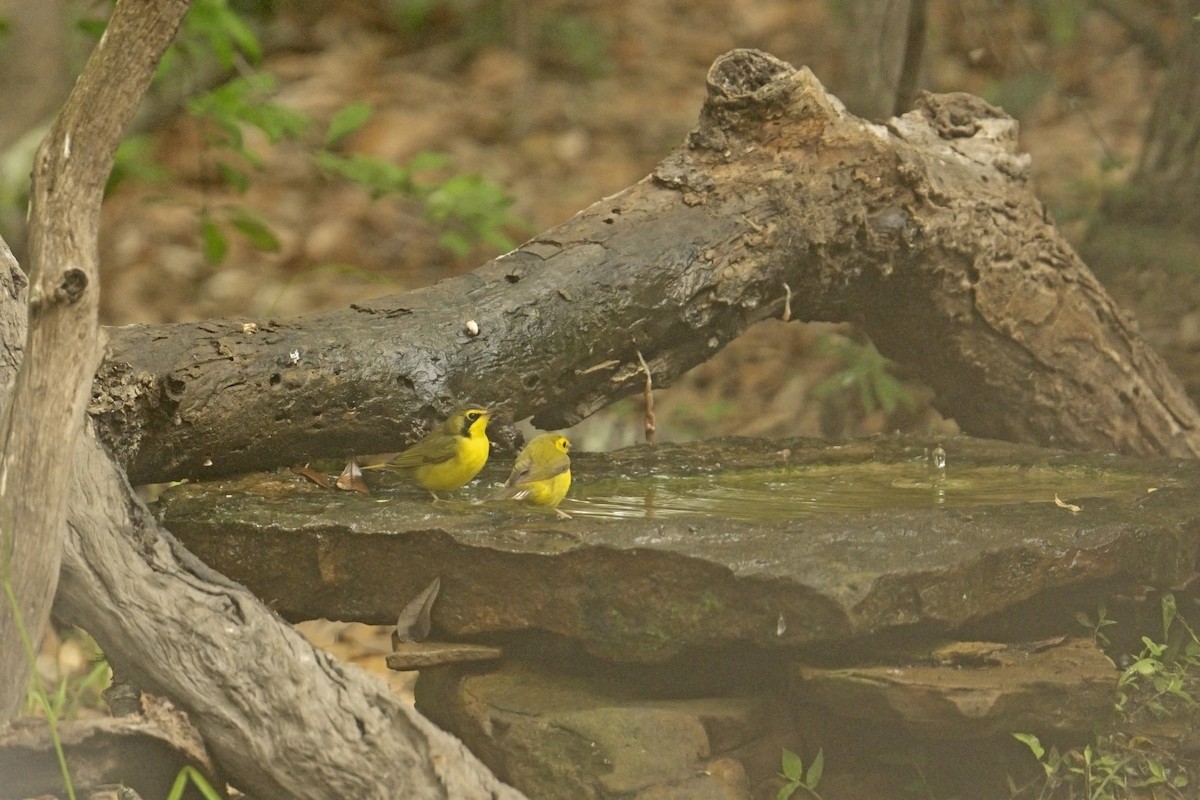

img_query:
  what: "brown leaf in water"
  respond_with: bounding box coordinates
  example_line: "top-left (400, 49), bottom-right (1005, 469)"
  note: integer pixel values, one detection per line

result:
top-left (291, 465), bottom-right (332, 489)
top-left (336, 458), bottom-right (370, 495)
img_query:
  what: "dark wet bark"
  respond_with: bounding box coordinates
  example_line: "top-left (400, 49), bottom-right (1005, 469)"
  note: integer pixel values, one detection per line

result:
top-left (94, 51), bottom-right (1200, 487)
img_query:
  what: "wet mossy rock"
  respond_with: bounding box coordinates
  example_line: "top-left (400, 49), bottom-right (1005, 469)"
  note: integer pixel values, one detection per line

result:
top-left (157, 434), bottom-right (1200, 662)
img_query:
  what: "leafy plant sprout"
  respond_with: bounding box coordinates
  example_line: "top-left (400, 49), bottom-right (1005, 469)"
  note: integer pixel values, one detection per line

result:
top-left (1012, 593), bottom-right (1198, 799)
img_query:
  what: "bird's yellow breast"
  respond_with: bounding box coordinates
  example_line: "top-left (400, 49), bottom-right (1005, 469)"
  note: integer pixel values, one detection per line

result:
top-left (413, 430), bottom-right (490, 491)
top-left (519, 469), bottom-right (572, 507)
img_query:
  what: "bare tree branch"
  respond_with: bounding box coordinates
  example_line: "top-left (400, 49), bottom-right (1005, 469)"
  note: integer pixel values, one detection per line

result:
top-left (54, 429), bottom-right (525, 799)
top-left (0, 0), bottom-right (190, 723)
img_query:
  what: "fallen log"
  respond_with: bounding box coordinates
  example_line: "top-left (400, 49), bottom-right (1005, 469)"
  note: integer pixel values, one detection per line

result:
top-left (93, 50), bottom-right (1200, 486)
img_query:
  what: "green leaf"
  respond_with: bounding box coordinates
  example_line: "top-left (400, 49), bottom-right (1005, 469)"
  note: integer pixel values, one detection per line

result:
top-left (326, 102), bottom-right (374, 146)
top-left (315, 152), bottom-right (412, 197)
top-left (187, 74), bottom-right (310, 149)
top-left (1161, 592), bottom-right (1177, 642)
top-left (780, 748), bottom-right (804, 781)
top-left (805, 748), bottom-right (824, 789)
top-left (408, 150), bottom-right (453, 173)
top-left (1013, 732), bottom-right (1044, 760)
top-left (1128, 657), bottom-right (1158, 676)
top-left (167, 765), bottom-right (224, 800)
top-left (186, 0), bottom-right (262, 69)
top-left (438, 230), bottom-right (473, 257)
top-left (108, 135), bottom-right (170, 194)
top-left (217, 162), bottom-right (251, 193)
top-left (200, 217), bottom-right (228, 264)
top-left (231, 210), bottom-right (280, 252)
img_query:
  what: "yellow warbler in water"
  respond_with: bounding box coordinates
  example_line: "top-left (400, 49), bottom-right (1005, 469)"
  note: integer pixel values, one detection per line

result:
top-left (488, 433), bottom-right (572, 517)
top-left (370, 406), bottom-right (491, 499)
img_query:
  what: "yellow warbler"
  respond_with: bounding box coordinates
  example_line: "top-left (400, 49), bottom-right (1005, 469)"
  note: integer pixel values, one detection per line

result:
top-left (369, 406), bottom-right (491, 500)
top-left (487, 433), bottom-right (572, 518)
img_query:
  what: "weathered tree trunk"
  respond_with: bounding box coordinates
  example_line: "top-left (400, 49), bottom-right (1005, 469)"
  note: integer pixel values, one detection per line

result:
top-left (1086, 0), bottom-right (1200, 276)
top-left (53, 427), bottom-right (524, 799)
top-left (835, 0), bottom-right (928, 119)
top-left (1113, 0), bottom-right (1200, 231)
top-left (93, 51), bottom-right (1200, 487)
top-left (0, 0), bottom-right (187, 724)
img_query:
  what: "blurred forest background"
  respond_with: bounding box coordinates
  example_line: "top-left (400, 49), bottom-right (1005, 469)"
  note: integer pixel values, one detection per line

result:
top-left (2, 0), bottom-right (1195, 455)
top-left (3, 0), bottom-right (1197, 713)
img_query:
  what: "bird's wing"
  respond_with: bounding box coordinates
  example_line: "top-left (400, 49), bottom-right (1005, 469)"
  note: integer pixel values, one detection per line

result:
top-left (383, 435), bottom-right (458, 469)
top-left (509, 454), bottom-right (569, 487)
top-left (483, 452), bottom-right (564, 500)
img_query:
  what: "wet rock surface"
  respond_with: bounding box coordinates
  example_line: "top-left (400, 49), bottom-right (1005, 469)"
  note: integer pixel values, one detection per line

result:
top-left (158, 434), bottom-right (1200, 661)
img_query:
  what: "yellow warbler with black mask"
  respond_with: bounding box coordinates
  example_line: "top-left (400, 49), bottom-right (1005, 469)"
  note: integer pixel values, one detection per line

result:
top-left (370, 406), bottom-right (491, 500)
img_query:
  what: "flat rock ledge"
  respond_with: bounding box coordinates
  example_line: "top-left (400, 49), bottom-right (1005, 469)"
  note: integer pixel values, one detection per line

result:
top-left (158, 434), bottom-right (1200, 662)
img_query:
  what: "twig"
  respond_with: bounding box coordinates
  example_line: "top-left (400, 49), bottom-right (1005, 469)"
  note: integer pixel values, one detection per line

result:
top-left (781, 282), bottom-right (793, 322)
top-left (635, 349), bottom-right (656, 444)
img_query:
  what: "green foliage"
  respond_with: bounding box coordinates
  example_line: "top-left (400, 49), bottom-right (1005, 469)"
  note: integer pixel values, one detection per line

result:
top-left (1012, 594), bottom-right (1199, 799)
top-left (325, 102), bottom-right (375, 147)
top-left (101, 1), bottom-right (527, 269)
top-left (200, 213), bottom-right (228, 265)
top-left (108, 134), bottom-right (171, 193)
top-left (1029, 0), bottom-right (1087, 46)
top-left (6, 531), bottom-right (218, 800)
top-left (537, 13), bottom-right (610, 78)
top-left (186, 73), bottom-right (310, 156)
top-left (315, 148), bottom-right (524, 256)
top-left (167, 765), bottom-right (224, 800)
top-left (3, 0), bottom-right (526, 272)
top-left (314, 150), bottom-right (447, 199)
top-left (388, 0), bottom-right (445, 35)
top-left (3, 547), bottom-right (77, 800)
top-left (812, 334), bottom-right (915, 416)
top-left (778, 748), bottom-right (825, 800)
top-left (177, 0), bottom-right (263, 69)
top-left (1075, 604), bottom-right (1117, 648)
top-left (423, 172), bottom-right (522, 255)
top-left (24, 640), bottom-right (111, 724)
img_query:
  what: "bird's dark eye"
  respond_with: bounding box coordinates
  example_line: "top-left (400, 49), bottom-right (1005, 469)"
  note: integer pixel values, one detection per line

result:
top-left (467, 411), bottom-right (481, 422)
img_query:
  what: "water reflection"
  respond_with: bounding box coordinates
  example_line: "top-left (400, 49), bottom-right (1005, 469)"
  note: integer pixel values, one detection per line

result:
top-left (565, 462), bottom-right (1166, 522)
